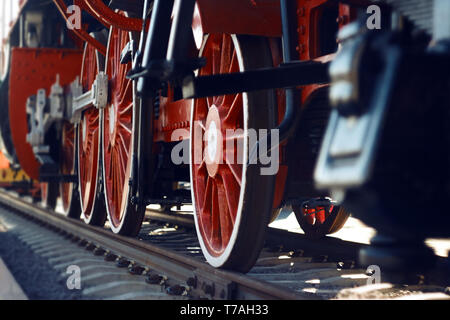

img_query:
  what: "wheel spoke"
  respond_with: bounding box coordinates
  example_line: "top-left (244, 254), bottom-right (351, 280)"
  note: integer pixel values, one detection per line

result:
top-left (114, 144), bottom-right (127, 184)
top-left (197, 120), bottom-right (206, 132)
top-left (210, 181), bottom-right (221, 246)
top-left (223, 94), bottom-right (243, 126)
top-left (117, 132), bottom-right (130, 158)
top-left (206, 96), bottom-right (214, 109)
top-left (201, 177), bottom-right (212, 215)
top-left (217, 174), bottom-right (236, 224)
top-left (229, 50), bottom-right (237, 73)
top-left (118, 119), bottom-right (132, 134)
top-left (219, 166), bottom-right (240, 219)
top-left (216, 179), bottom-right (233, 247)
top-left (219, 34), bottom-right (231, 74)
top-left (224, 132), bottom-right (244, 144)
top-left (224, 157), bottom-right (242, 186)
top-left (212, 38), bottom-right (220, 77)
top-left (118, 79), bottom-right (132, 106)
top-left (119, 101), bottom-right (133, 115)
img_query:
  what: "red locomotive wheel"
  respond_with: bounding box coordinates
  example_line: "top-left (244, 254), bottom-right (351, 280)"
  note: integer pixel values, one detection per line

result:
top-left (190, 34), bottom-right (276, 272)
top-left (102, 21), bottom-right (144, 235)
top-left (293, 200), bottom-right (350, 239)
top-left (78, 32), bottom-right (107, 225)
top-left (60, 121), bottom-right (80, 218)
top-left (40, 182), bottom-right (58, 210)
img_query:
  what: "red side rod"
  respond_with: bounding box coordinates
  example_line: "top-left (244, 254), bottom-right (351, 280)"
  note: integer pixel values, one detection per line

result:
top-left (53, 0), bottom-right (107, 56)
top-left (78, 0), bottom-right (143, 32)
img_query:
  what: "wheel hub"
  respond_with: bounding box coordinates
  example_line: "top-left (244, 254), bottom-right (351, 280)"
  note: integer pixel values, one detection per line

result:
top-left (207, 121), bottom-right (218, 162)
top-left (82, 115), bottom-right (88, 151)
top-left (205, 106), bottom-right (222, 177)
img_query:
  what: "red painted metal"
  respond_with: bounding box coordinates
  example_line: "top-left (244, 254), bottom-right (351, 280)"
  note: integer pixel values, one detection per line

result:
top-left (194, 0), bottom-right (282, 37)
top-left (102, 25), bottom-right (134, 229)
top-left (271, 1), bottom-right (357, 209)
top-left (297, 1), bottom-right (357, 102)
top-left (338, 2), bottom-right (359, 29)
top-left (9, 48), bottom-right (82, 180)
top-left (157, 0), bottom-right (283, 143)
top-left (154, 96), bottom-right (192, 143)
top-left (78, 42), bottom-right (100, 218)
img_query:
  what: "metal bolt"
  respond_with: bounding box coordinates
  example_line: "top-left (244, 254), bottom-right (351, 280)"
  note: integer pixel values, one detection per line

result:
top-left (85, 242), bottom-right (96, 251)
top-left (116, 257), bottom-right (131, 268)
top-left (167, 285), bottom-right (186, 296)
top-left (129, 264), bottom-right (146, 275)
top-left (104, 252), bottom-right (118, 262)
top-left (186, 277), bottom-right (197, 288)
top-left (93, 247), bottom-right (106, 256)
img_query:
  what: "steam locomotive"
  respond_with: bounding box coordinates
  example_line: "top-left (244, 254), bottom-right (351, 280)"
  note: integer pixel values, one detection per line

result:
top-left (0, 0), bottom-right (448, 272)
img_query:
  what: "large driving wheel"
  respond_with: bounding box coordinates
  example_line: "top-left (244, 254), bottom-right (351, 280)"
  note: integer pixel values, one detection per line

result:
top-left (190, 34), bottom-right (276, 272)
top-left (60, 121), bottom-right (81, 218)
top-left (293, 199), bottom-right (350, 239)
top-left (102, 19), bottom-right (144, 235)
top-left (78, 32), bottom-right (107, 225)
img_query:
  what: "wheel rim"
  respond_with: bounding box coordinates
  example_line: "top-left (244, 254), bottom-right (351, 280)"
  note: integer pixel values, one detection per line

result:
top-left (60, 121), bottom-right (76, 215)
top-left (102, 24), bottom-right (134, 231)
top-left (191, 34), bottom-right (247, 259)
top-left (78, 41), bottom-right (101, 222)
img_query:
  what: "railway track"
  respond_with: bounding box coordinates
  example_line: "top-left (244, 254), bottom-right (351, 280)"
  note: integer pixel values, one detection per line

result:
top-left (0, 189), bottom-right (449, 300)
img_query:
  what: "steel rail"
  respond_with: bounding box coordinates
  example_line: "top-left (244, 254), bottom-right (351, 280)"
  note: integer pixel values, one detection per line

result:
top-left (0, 189), bottom-right (317, 300)
top-left (146, 209), bottom-right (365, 261)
